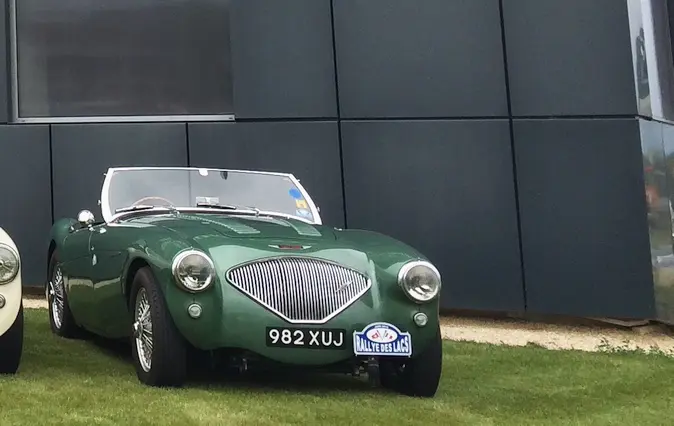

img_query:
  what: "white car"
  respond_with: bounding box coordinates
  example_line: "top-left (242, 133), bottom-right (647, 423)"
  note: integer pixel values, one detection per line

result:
top-left (0, 227), bottom-right (23, 374)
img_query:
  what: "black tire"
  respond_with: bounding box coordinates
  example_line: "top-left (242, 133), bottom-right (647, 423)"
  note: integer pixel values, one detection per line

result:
top-left (129, 266), bottom-right (187, 387)
top-left (0, 303), bottom-right (23, 374)
top-left (47, 250), bottom-right (83, 338)
top-left (379, 325), bottom-right (443, 397)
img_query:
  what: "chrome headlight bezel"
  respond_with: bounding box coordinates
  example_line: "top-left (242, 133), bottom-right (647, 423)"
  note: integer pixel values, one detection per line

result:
top-left (0, 243), bottom-right (20, 285)
top-left (397, 260), bottom-right (441, 303)
top-left (171, 249), bottom-right (215, 293)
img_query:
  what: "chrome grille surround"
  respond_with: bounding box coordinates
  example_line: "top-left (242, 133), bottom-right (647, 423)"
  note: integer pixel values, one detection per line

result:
top-left (225, 256), bottom-right (371, 324)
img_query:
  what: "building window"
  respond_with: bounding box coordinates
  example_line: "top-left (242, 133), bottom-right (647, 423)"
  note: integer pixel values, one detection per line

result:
top-left (10, 0), bottom-right (234, 123)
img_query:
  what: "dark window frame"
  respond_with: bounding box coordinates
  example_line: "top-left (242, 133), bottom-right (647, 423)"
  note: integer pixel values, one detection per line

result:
top-left (8, 0), bottom-right (236, 123)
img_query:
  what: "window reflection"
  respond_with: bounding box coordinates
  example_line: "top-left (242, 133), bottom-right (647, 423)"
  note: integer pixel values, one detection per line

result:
top-left (14, 0), bottom-right (234, 118)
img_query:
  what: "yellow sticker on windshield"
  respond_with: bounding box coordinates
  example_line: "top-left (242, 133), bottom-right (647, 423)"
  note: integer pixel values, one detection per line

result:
top-left (295, 199), bottom-right (308, 209)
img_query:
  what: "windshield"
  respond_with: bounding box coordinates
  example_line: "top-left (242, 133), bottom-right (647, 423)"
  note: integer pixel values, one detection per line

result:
top-left (100, 168), bottom-right (318, 223)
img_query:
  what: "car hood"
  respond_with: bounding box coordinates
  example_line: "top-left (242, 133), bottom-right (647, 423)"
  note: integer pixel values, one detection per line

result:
top-left (134, 213), bottom-right (337, 242)
top-left (129, 213), bottom-right (421, 278)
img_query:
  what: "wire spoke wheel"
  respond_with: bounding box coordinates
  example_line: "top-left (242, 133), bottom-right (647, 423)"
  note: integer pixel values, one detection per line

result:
top-left (133, 288), bottom-right (153, 373)
top-left (129, 266), bottom-right (186, 387)
top-left (48, 266), bottom-right (65, 329)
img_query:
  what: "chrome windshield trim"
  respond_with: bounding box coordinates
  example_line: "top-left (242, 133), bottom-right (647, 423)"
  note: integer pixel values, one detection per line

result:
top-left (100, 167), bottom-right (321, 226)
top-left (108, 207), bottom-right (317, 225)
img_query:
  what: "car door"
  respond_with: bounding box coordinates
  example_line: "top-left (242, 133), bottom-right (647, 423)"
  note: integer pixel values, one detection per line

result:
top-left (59, 225), bottom-right (95, 327)
top-left (88, 223), bottom-right (132, 338)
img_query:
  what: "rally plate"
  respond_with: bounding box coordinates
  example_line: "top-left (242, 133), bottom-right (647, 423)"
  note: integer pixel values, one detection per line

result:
top-left (353, 322), bottom-right (412, 357)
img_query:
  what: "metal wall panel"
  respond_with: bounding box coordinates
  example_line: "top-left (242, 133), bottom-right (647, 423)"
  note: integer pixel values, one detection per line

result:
top-left (503, 0), bottom-right (637, 116)
top-left (333, 0), bottom-right (508, 118)
top-left (626, 0), bottom-right (674, 122)
top-left (51, 123), bottom-right (187, 221)
top-left (657, 122), bottom-right (674, 324)
top-left (230, 0), bottom-right (337, 119)
top-left (341, 119), bottom-right (524, 312)
top-left (627, 0), bottom-right (654, 118)
top-left (0, 125), bottom-right (51, 285)
top-left (187, 121), bottom-right (344, 227)
top-left (515, 118), bottom-right (654, 318)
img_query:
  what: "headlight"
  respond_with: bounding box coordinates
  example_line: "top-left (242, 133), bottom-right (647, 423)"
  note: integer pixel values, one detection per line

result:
top-left (0, 244), bottom-right (20, 284)
top-left (397, 260), bottom-right (441, 303)
top-left (171, 249), bottom-right (215, 292)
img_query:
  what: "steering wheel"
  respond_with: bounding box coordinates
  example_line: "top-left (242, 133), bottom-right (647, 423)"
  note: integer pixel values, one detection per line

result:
top-left (131, 196), bottom-right (175, 208)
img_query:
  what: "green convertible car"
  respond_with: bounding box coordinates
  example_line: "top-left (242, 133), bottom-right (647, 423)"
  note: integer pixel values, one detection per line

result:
top-left (46, 166), bottom-right (443, 397)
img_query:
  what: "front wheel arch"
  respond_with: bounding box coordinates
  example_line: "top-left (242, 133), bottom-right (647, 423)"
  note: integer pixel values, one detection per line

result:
top-left (47, 240), bottom-right (56, 279)
top-left (124, 257), bottom-right (151, 307)
top-left (47, 248), bottom-right (84, 338)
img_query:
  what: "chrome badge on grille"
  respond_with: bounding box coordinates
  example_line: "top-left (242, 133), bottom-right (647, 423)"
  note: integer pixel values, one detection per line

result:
top-left (335, 280), bottom-right (353, 293)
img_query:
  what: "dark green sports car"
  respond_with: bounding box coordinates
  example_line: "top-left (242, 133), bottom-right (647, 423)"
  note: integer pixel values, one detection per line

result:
top-left (46, 167), bottom-right (443, 397)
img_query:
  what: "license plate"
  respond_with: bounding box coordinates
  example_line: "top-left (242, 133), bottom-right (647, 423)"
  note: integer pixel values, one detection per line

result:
top-left (265, 326), bottom-right (346, 349)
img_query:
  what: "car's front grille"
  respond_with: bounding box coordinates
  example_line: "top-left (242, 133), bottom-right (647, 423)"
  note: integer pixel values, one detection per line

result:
top-left (226, 257), bottom-right (371, 323)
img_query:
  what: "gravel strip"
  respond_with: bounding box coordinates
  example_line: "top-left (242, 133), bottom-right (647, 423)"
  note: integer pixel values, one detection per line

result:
top-left (24, 297), bottom-right (47, 310)
top-left (440, 315), bottom-right (674, 354)
top-left (22, 297), bottom-right (674, 354)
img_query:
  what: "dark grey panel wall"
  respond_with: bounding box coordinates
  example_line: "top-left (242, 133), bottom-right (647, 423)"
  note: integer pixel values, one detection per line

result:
top-left (0, 0), bottom-right (657, 319)
top-left (341, 120), bottom-right (523, 311)
top-left (515, 118), bottom-right (654, 318)
top-left (503, 0), bottom-right (637, 116)
top-left (51, 123), bottom-right (188, 220)
top-left (333, 0), bottom-right (508, 118)
top-left (230, 0), bottom-right (337, 119)
top-left (188, 121), bottom-right (344, 227)
top-left (0, 125), bottom-right (51, 285)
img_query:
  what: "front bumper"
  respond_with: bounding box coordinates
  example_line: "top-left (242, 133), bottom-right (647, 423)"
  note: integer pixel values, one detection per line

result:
top-left (164, 278), bottom-right (439, 366)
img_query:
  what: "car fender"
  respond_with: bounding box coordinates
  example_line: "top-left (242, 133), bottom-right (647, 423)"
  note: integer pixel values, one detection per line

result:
top-left (119, 246), bottom-right (177, 301)
top-left (0, 227), bottom-right (22, 336)
top-left (49, 218), bottom-right (78, 248)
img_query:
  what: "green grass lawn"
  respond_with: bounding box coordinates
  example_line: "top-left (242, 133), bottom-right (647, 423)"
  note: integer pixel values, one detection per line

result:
top-left (1, 310), bottom-right (674, 426)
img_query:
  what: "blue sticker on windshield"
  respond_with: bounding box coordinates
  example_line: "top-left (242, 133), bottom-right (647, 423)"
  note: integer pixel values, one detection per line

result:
top-left (289, 188), bottom-right (302, 199)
